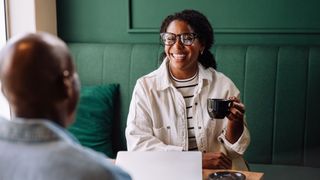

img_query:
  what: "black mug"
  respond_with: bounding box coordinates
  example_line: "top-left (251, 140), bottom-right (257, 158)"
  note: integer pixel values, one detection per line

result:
top-left (207, 98), bottom-right (233, 119)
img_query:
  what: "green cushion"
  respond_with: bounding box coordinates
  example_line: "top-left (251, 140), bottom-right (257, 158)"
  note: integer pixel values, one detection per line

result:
top-left (68, 84), bottom-right (119, 158)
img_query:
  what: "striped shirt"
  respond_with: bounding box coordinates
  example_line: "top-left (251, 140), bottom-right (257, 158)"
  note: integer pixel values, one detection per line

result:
top-left (169, 70), bottom-right (199, 151)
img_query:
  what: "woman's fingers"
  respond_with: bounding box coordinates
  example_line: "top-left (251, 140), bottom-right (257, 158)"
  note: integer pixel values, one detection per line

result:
top-left (202, 152), bottom-right (232, 169)
top-left (227, 96), bottom-right (245, 122)
top-left (229, 96), bottom-right (239, 103)
top-left (232, 101), bottom-right (245, 114)
top-left (218, 153), bottom-right (232, 169)
top-left (230, 107), bottom-right (243, 118)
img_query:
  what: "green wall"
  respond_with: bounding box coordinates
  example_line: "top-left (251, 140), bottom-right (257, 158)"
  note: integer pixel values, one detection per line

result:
top-left (56, 0), bottom-right (320, 45)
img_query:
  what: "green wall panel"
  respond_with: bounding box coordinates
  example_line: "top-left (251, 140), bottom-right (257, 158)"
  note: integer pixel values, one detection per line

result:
top-left (273, 47), bottom-right (308, 165)
top-left (101, 44), bottom-right (133, 151)
top-left (215, 46), bottom-right (246, 95)
top-left (73, 44), bottom-right (106, 85)
top-left (304, 47), bottom-right (320, 167)
top-left (243, 46), bottom-right (278, 163)
top-left (56, 0), bottom-right (320, 45)
top-left (129, 44), bottom-right (162, 95)
top-left (130, 0), bottom-right (320, 33)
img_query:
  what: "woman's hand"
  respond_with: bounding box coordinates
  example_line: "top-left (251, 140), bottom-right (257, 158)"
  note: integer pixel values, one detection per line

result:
top-left (202, 152), bottom-right (232, 169)
top-left (227, 96), bottom-right (245, 123)
top-left (226, 97), bottom-right (245, 143)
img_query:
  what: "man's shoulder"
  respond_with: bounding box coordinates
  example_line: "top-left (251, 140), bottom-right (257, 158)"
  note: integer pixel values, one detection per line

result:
top-left (0, 140), bottom-right (131, 180)
top-left (49, 142), bottom-right (131, 179)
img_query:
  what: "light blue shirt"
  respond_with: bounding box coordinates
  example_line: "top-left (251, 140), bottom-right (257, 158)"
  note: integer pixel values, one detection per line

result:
top-left (0, 117), bottom-right (131, 180)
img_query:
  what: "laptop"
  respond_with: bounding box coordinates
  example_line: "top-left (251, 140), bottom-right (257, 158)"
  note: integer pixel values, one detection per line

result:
top-left (115, 151), bottom-right (202, 180)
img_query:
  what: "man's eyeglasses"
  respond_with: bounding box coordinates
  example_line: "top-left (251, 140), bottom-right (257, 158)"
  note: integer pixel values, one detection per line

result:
top-left (160, 32), bottom-right (198, 46)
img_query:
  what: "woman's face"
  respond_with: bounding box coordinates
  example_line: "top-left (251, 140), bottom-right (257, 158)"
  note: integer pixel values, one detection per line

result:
top-left (164, 20), bottom-right (204, 79)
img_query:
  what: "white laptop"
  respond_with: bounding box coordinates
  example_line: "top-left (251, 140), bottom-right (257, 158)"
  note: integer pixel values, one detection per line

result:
top-left (115, 151), bottom-right (202, 180)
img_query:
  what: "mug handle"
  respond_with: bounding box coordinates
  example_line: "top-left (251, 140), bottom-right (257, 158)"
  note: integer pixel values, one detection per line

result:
top-left (207, 99), bottom-right (214, 112)
top-left (227, 100), bottom-right (234, 115)
top-left (207, 99), bottom-right (215, 118)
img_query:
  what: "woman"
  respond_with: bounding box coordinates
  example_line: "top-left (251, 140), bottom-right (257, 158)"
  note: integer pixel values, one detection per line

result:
top-left (126, 9), bottom-right (250, 170)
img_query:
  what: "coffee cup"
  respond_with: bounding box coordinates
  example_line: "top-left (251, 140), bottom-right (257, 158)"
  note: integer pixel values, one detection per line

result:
top-left (207, 98), bottom-right (233, 119)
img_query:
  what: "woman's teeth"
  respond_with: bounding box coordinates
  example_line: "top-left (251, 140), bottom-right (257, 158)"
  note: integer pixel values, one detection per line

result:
top-left (172, 54), bottom-right (186, 60)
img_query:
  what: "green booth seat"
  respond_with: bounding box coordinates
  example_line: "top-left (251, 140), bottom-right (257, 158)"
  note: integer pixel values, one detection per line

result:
top-left (67, 43), bottom-right (320, 177)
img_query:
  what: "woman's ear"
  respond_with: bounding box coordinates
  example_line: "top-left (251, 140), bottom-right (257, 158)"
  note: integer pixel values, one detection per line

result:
top-left (199, 41), bottom-right (205, 55)
top-left (200, 49), bottom-right (204, 55)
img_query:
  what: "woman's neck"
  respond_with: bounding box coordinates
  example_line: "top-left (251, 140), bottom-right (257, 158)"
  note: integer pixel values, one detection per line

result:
top-left (169, 64), bottom-right (198, 80)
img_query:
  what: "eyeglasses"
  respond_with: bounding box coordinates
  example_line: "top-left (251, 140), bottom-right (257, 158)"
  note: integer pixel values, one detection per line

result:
top-left (160, 32), bottom-right (198, 46)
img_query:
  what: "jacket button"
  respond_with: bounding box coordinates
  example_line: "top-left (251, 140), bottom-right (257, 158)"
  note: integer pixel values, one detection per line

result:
top-left (195, 102), bottom-right (198, 106)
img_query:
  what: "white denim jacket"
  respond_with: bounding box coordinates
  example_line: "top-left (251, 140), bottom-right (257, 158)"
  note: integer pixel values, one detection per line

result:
top-left (126, 58), bottom-right (250, 165)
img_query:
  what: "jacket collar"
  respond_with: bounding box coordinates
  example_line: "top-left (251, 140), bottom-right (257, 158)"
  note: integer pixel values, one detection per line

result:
top-left (0, 117), bottom-right (76, 143)
top-left (156, 58), bottom-right (214, 91)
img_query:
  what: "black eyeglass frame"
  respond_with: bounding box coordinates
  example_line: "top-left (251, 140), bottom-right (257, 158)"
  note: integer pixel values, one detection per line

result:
top-left (160, 32), bottom-right (199, 46)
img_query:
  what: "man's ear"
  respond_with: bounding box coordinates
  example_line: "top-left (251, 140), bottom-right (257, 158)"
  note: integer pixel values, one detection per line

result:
top-left (61, 72), bottom-right (80, 127)
top-left (63, 72), bottom-right (80, 112)
top-left (1, 83), bottom-right (12, 103)
top-left (1, 83), bottom-right (5, 97)
top-left (63, 77), bottom-right (73, 99)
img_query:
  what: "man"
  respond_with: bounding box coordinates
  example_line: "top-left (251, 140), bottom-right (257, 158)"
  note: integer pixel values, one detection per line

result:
top-left (0, 32), bottom-right (131, 180)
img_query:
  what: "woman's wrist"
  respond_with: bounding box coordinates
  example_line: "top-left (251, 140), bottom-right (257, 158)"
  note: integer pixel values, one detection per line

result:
top-left (226, 120), bottom-right (244, 143)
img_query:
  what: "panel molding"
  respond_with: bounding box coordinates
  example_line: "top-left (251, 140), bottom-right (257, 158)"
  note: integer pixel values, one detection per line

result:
top-left (127, 0), bottom-right (320, 34)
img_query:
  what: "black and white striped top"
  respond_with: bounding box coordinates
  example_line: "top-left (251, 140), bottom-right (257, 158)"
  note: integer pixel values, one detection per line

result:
top-left (170, 70), bottom-right (199, 151)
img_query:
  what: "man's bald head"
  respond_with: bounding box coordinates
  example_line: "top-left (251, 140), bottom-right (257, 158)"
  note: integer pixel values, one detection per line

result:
top-left (0, 32), bottom-right (79, 126)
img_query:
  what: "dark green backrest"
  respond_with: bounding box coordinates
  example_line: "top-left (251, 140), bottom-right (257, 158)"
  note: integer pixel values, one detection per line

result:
top-left (68, 43), bottom-right (320, 167)
top-left (214, 46), bottom-right (320, 168)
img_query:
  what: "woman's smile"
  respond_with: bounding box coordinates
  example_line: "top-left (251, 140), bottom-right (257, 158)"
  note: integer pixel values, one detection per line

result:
top-left (171, 53), bottom-right (187, 60)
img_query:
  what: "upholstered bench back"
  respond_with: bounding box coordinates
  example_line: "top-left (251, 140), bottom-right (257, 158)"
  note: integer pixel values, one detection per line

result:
top-left (68, 43), bottom-right (320, 167)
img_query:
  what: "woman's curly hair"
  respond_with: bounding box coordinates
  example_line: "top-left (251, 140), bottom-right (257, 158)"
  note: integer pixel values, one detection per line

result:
top-left (159, 9), bottom-right (216, 69)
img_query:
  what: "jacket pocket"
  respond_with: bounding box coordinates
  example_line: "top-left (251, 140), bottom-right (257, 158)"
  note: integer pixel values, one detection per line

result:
top-left (153, 126), bottom-right (171, 145)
